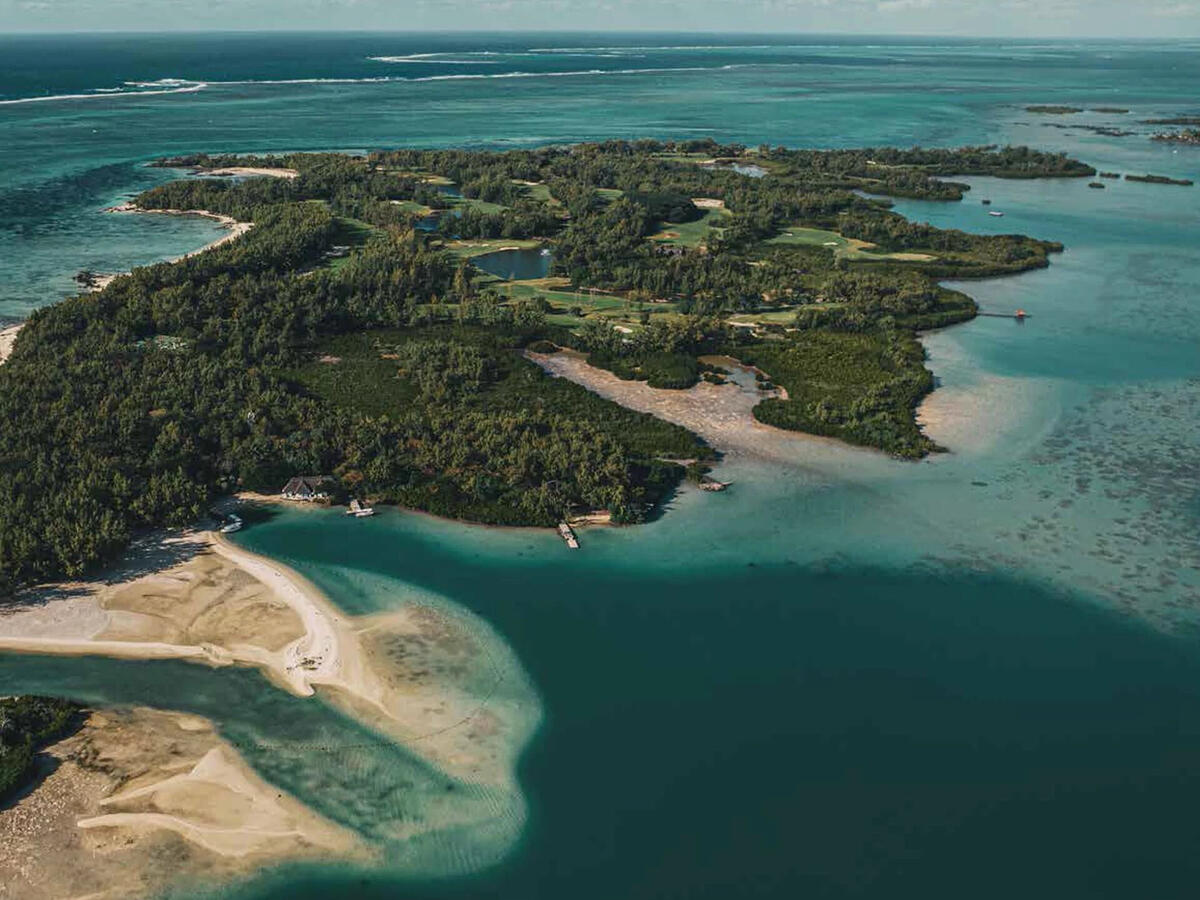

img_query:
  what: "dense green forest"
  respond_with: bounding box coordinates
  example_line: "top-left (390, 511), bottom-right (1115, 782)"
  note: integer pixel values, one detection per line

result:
top-left (0, 696), bottom-right (81, 800)
top-left (0, 139), bottom-right (1083, 590)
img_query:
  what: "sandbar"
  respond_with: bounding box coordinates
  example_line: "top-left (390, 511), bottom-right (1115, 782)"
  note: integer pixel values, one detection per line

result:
top-left (0, 706), bottom-right (364, 900)
top-left (0, 524), bottom-right (536, 788)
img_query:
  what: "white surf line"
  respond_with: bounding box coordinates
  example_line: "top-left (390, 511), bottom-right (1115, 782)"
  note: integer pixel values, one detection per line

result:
top-left (0, 81), bottom-right (208, 106)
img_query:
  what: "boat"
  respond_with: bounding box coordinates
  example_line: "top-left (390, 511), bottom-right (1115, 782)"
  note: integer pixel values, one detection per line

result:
top-left (981, 199), bottom-right (992, 205)
top-left (539, 247), bottom-right (552, 256)
top-left (219, 514), bottom-right (243, 534)
top-left (347, 498), bottom-right (375, 518)
top-left (988, 210), bottom-right (1005, 217)
top-left (699, 479), bottom-right (732, 492)
top-left (557, 522), bottom-right (580, 549)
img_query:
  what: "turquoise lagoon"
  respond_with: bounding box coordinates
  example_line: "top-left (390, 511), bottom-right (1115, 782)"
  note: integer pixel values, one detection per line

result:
top-left (1, 33), bottom-right (1200, 898)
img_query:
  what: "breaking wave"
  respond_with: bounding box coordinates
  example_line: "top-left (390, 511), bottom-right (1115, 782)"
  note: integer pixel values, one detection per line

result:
top-left (1, 64), bottom-right (768, 106)
top-left (0, 77), bottom-right (207, 106)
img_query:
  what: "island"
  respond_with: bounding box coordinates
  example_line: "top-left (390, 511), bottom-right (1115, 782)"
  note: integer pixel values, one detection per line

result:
top-left (1150, 128), bottom-right (1200, 146)
top-left (1125, 173), bottom-right (1195, 186)
top-left (0, 139), bottom-right (1090, 591)
top-left (1026, 105), bottom-right (1084, 114)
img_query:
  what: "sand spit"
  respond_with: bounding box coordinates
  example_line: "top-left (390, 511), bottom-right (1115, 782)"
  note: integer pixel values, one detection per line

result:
top-left (0, 707), bottom-right (364, 900)
top-left (0, 526), bottom-right (536, 788)
top-left (0, 324), bottom-right (21, 365)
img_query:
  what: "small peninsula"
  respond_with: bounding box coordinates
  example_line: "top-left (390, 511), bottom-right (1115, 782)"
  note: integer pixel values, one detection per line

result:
top-left (0, 140), bottom-right (1087, 590)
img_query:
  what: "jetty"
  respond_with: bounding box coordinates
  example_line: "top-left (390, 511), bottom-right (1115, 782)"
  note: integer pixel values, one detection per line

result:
top-left (558, 522), bottom-right (580, 549)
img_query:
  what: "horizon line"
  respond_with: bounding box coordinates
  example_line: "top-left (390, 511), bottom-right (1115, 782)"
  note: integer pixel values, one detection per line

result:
top-left (1, 28), bottom-right (1199, 41)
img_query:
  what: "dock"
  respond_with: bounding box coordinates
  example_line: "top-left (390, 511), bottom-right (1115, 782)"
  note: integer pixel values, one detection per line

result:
top-left (558, 522), bottom-right (580, 549)
top-left (978, 309), bottom-right (1030, 320)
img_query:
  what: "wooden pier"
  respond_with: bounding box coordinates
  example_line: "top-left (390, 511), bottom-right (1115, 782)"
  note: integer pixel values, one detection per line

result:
top-left (558, 522), bottom-right (580, 549)
top-left (978, 309), bottom-right (1030, 320)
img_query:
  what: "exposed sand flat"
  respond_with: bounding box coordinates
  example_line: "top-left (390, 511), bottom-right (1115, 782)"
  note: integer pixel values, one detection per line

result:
top-left (0, 707), bottom-right (364, 900)
top-left (0, 526), bottom-right (540, 896)
top-left (0, 532), bottom-right (342, 698)
top-left (0, 323), bottom-right (21, 365)
top-left (0, 526), bottom-right (537, 788)
top-left (198, 166), bottom-right (299, 179)
top-left (526, 349), bottom-right (863, 466)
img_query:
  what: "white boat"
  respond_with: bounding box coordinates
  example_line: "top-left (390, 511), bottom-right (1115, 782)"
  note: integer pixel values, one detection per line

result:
top-left (539, 247), bottom-right (552, 257)
top-left (219, 514), bottom-right (243, 534)
top-left (347, 499), bottom-right (375, 518)
top-left (988, 210), bottom-right (1005, 217)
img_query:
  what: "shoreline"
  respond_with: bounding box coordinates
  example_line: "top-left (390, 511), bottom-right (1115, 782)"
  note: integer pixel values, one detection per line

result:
top-left (0, 521), bottom-right (538, 787)
top-left (0, 517), bottom-right (541, 896)
top-left (0, 529), bottom-right (356, 700)
top-left (0, 323), bottom-right (22, 365)
top-left (87, 204), bottom-right (255, 291)
top-left (0, 706), bottom-right (365, 900)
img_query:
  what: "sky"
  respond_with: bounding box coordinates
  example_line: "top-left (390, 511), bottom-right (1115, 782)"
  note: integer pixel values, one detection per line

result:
top-left (1, 0), bottom-right (1198, 38)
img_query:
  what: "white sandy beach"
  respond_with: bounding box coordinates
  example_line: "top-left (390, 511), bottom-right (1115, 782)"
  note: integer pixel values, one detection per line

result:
top-left (0, 520), bottom-right (534, 788)
top-left (0, 323), bottom-right (21, 365)
top-left (0, 530), bottom-right (356, 699)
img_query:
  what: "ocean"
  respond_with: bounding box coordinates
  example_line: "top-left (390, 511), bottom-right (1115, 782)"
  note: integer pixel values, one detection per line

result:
top-left (1, 32), bottom-right (1199, 898)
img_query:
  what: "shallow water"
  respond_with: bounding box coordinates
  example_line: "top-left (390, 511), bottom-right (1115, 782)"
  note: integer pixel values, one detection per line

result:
top-left (2, 32), bottom-right (1200, 899)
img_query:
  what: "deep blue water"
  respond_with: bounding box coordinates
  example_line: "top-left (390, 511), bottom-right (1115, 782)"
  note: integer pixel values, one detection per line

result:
top-left (2, 32), bottom-right (1200, 900)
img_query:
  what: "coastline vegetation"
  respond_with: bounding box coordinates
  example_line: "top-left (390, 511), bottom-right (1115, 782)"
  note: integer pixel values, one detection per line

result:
top-left (0, 139), bottom-right (1085, 589)
top-left (0, 696), bottom-right (82, 800)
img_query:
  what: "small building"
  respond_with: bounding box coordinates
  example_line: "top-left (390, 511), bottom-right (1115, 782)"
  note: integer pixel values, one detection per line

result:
top-left (281, 475), bottom-right (333, 502)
